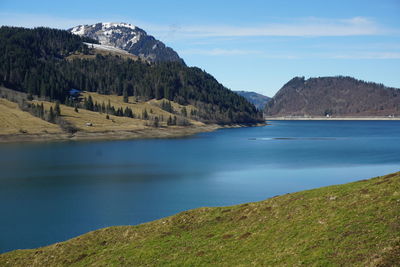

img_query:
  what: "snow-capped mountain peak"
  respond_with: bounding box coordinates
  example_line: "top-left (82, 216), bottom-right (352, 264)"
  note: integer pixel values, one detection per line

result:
top-left (70, 22), bottom-right (142, 47)
top-left (69, 22), bottom-right (184, 64)
top-left (101, 22), bottom-right (136, 30)
top-left (71, 22), bottom-right (136, 35)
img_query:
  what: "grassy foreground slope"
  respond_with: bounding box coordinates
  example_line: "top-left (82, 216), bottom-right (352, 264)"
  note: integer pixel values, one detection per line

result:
top-left (1, 172), bottom-right (399, 266)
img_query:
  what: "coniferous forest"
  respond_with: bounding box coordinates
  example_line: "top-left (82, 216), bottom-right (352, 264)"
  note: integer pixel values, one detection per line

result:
top-left (0, 26), bottom-right (263, 124)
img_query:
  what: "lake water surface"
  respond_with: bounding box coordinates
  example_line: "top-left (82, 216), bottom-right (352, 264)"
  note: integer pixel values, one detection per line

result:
top-left (1, 121), bottom-right (399, 252)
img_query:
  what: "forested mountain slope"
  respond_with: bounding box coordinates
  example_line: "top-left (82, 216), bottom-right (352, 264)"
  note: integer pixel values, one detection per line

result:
top-left (0, 26), bottom-right (262, 124)
top-left (265, 76), bottom-right (400, 117)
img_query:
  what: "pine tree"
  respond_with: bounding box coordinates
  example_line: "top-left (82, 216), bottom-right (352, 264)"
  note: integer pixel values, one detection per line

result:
top-left (40, 80), bottom-right (47, 98)
top-left (142, 109), bottom-right (149, 120)
top-left (87, 95), bottom-right (94, 111)
top-left (161, 100), bottom-right (174, 113)
top-left (124, 107), bottom-right (133, 118)
top-left (110, 105), bottom-right (116, 116)
top-left (106, 100), bottom-right (111, 114)
top-left (153, 116), bottom-right (159, 127)
top-left (40, 103), bottom-right (45, 118)
top-left (48, 106), bottom-right (55, 123)
top-left (167, 115), bottom-right (173, 126)
top-left (54, 101), bottom-right (61, 117)
top-left (123, 87), bottom-right (129, 103)
top-left (181, 107), bottom-right (187, 117)
top-left (117, 107), bottom-right (123, 116)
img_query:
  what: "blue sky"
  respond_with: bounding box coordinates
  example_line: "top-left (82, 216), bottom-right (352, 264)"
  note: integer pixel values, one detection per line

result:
top-left (1, 0), bottom-right (399, 97)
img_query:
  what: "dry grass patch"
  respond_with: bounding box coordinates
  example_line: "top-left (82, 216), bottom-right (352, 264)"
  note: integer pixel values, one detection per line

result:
top-left (34, 100), bottom-right (148, 133)
top-left (82, 92), bottom-right (204, 126)
top-left (0, 98), bottom-right (62, 135)
top-left (66, 48), bottom-right (139, 61)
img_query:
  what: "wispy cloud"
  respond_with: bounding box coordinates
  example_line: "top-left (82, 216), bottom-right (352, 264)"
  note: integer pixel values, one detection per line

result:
top-left (149, 17), bottom-right (392, 39)
top-left (0, 13), bottom-right (393, 39)
top-left (330, 52), bottom-right (400, 59)
top-left (261, 51), bottom-right (400, 60)
top-left (179, 49), bottom-right (400, 60)
top-left (179, 48), bottom-right (262, 56)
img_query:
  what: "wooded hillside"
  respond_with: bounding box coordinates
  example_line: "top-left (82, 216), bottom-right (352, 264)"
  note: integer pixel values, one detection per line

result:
top-left (0, 26), bottom-right (262, 124)
top-left (265, 76), bottom-right (400, 117)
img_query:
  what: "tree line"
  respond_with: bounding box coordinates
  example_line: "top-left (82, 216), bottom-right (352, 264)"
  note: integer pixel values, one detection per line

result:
top-left (76, 96), bottom-right (189, 126)
top-left (19, 100), bottom-right (78, 133)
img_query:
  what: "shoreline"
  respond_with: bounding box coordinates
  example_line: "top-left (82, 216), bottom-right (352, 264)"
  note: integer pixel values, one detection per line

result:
top-left (265, 116), bottom-right (400, 121)
top-left (0, 123), bottom-right (266, 144)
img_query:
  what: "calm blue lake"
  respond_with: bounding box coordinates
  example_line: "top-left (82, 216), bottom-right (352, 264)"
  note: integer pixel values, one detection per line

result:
top-left (1, 120), bottom-right (399, 252)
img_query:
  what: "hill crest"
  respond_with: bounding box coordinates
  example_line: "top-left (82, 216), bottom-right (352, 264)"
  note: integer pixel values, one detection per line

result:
top-left (265, 76), bottom-right (400, 117)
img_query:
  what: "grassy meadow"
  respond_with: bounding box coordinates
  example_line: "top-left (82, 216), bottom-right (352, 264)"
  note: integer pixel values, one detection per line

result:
top-left (0, 90), bottom-right (209, 142)
top-left (0, 98), bottom-right (62, 135)
top-left (1, 172), bottom-right (399, 266)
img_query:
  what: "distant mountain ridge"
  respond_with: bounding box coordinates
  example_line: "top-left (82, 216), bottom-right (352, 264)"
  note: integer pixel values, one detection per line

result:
top-left (265, 76), bottom-right (400, 117)
top-left (235, 91), bottom-right (270, 110)
top-left (69, 22), bottom-right (184, 64)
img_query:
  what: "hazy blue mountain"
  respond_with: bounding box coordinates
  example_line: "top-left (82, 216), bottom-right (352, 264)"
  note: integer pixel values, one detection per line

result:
top-left (235, 91), bottom-right (271, 110)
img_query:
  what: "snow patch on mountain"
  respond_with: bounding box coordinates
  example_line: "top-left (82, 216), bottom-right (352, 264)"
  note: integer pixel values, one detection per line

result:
top-left (70, 22), bottom-right (142, 48)
top-left (69, 22), bottom-right (184, 64)
top-left (83, 42), bottom-right (130, 54)
top-left (70, 25), bottom-right (85, 35)
top-left (102, 22), bottom-right (136, 30)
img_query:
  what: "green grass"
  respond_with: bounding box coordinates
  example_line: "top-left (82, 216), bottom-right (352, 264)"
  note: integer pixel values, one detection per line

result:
top-left (1, 172), bottom-right (399, 266)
